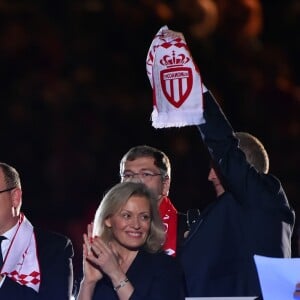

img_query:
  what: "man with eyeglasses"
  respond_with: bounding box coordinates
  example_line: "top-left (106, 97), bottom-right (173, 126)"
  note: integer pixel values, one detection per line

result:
top-left (0, 162), bottom-right (74, 299)
top-left (119, 145), bottom-right (188, 257)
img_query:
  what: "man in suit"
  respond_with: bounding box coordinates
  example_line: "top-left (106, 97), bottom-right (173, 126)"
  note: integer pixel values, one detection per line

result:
top-left (179, 89), bottom-right (295, 297)
top-left (0, 162), bottom-right (74, 299)
top-left (146, 26), bottom-right (294, 298)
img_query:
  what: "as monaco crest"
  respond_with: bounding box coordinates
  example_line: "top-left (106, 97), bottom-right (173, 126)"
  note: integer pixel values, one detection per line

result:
top-left (160, 51), bottom-right (193, 108)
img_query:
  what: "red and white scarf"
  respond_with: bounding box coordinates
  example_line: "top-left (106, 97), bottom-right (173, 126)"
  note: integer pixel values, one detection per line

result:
top-left (159, 197), bottom-right (178, 257)
top-left (146, 25), bottom-right (205, 128)
top-left (1, 213), bottom-right (40, 292)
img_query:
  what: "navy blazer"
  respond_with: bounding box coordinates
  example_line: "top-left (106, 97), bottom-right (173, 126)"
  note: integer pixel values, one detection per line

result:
top-left (0, 228), bottom-right (74, 300)
top-left (179, 91), bottom-right (295, 297)
top-left (87, 249), bottom-right (186, 300)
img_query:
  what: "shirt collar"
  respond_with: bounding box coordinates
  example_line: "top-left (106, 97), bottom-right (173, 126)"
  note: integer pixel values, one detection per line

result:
top-left (2, 221), bottom-right (19, 242)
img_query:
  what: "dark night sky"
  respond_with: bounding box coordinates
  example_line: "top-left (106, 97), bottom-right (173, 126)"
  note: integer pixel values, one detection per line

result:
top-left (0, 0), bottom-right (299, 276)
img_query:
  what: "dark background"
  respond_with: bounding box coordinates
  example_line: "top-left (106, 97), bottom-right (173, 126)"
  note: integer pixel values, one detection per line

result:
top-left (0, 0), bottom-right (299, 280)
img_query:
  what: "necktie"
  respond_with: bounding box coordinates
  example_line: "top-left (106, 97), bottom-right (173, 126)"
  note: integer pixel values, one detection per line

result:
top-left (0, 236), bottom-right (6, 269)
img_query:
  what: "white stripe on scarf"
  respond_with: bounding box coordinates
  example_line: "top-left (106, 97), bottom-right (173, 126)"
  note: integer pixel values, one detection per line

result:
top-left (1, 213), bottom-right (40, 292)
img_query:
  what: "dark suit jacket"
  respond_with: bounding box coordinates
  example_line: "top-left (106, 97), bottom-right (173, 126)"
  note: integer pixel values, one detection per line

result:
top-left (0, 228), bottom-right (74, 300)
top-left (176, 211), bottom-right (188, 254)
top-left (179, 91), bottom-right (295, 297)
top-left (89, 249), bottom-right (186, 300)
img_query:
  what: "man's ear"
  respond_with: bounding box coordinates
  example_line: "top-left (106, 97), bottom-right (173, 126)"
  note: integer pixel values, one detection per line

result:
top-left (11, 188), bottom-right (22, 216)
top-left (162, 177), bottom-right (170, 196)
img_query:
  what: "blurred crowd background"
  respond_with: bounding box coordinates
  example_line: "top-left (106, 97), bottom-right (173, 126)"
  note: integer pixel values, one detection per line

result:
top-left (0, 0), bottom-right (299, 280)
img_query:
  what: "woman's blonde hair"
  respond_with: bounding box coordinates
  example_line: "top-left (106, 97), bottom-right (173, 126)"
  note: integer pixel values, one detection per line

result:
top-left (93, 182), bottom-right (166, 253)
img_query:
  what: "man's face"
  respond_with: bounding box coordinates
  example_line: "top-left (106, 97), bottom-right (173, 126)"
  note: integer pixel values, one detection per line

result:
top-left (120, 157), bottom-right (170, 206)
top-left (208, 167), bottom-right (225, 197)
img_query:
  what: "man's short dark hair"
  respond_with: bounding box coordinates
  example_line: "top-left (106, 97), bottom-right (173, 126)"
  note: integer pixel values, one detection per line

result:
top-left (0, 162), bottom-right (21, 188)
top-left (120, 145), bottom-right (171, 179)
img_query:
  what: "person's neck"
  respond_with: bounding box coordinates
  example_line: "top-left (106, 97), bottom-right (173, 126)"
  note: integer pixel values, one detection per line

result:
top-left (216, 190), bottom-right (225, 197)
top-left (157, 195), bottom-right (167, 208)
top-left (0, 217), bottom-right (19, 235)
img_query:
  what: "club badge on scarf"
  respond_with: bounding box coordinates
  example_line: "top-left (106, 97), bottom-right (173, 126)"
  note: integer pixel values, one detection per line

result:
top-left (146, 25), bottom-right (205, 128)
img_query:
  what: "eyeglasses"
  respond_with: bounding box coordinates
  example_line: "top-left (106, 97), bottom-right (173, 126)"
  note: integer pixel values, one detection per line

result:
top-left (121, 171), bottom-right (162, 182)
top-left (0, 187), bottom-right (16, 194)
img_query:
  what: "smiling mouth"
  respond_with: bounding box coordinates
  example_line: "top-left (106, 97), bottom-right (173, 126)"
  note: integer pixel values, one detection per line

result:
top-left (126, 231), bottom-right (143, 237)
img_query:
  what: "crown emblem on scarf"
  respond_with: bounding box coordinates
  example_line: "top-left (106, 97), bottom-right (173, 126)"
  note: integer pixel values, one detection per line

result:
top-left (160, 51), bottom-right (190, 68)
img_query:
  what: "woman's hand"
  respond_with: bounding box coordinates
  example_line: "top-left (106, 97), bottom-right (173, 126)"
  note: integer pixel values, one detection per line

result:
top-left (82, 223), bottom-right (103, 284)
top-left (88, 236), bottom-right (125, 283)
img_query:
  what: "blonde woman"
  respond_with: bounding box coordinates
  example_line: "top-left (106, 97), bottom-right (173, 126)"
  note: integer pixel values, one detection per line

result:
top-left (77, 182), bottom-right (185, 300)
